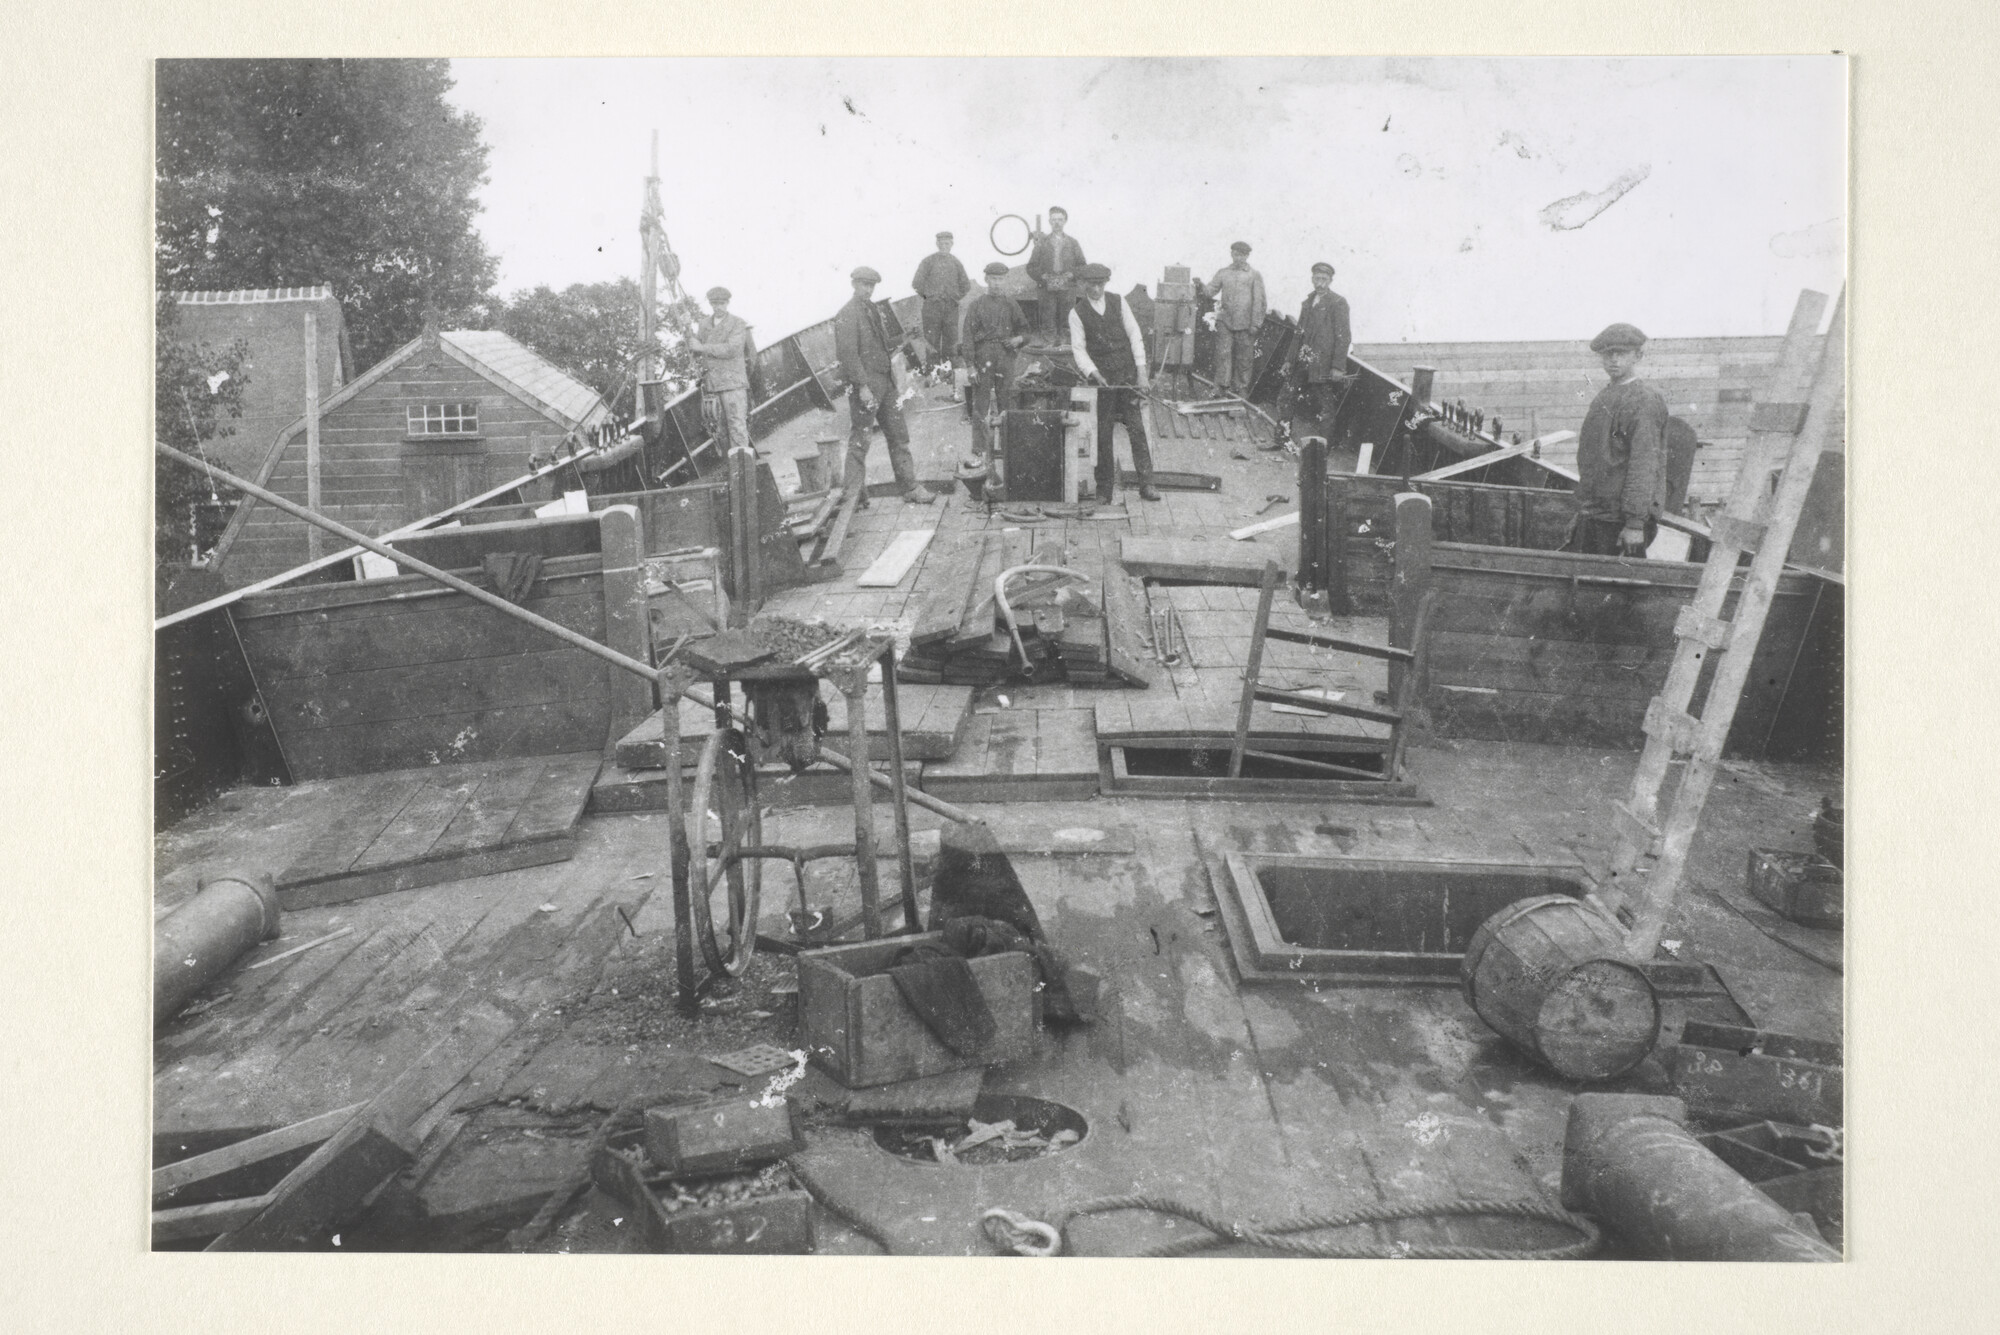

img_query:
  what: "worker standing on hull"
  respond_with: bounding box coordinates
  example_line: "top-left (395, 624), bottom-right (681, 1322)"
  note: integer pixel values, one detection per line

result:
top-left (1068, 263), bottom-right (1160, 504)
top-left (688, 286), bottom-right (759, 460)
top-left (912, 231), bottom-right (971, 373)
top-left (962, 260), bottom-right (1029, 464)
top-left (1572, 322), bottom-right (1670, 556)
top-left (1286, 261), bottom-right (1352, 450)
top-left (1025, 206), bottom-right (1086, 344)
top-left (835, 267), bottom-right (934, 507)
top-left (1203, 241), bottom-right (1267, 397)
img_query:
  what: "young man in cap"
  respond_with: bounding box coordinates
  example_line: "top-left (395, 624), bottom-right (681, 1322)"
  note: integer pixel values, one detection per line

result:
top-left (1203, 241), bottom-right (1267, 397)
top-left (911, 232), bottom-right (971, 373)
top-left (1573, 322), bottom-right (1670, 556)
top-left (834, 267), bottom-right (933, 505)
top-left (1068, 263), bottom-right (1160, 503)
top-left (687, 286), bottom-right (759, 461)
top-left (1286, 262), bottom-right (1352, 449)
top-left (1025, 206), bottom-right (1086, 344)
top-left (961, 261), bottom-right (1029, 462)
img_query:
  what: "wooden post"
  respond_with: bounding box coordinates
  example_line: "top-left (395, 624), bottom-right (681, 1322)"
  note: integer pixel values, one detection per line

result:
top-left (303, 312), bottom-right (322, 561)
top-left (1389, 492), bottom-right (1434, 701)
top-left (1297, 435), bottom-right (1328, 595)
top-left (1326, 468), bottom-right (1351, 615)
top-left (1229, 560), bottom-right (1283, 778)
top-left (1067, 386), bottom-right (1097, 503)
top-left (660, 666), bottom-right (700, 1015)
top-left (837, 666), bottom-right (882, 939)
top-left (876, 643), bottom-right (920, 931)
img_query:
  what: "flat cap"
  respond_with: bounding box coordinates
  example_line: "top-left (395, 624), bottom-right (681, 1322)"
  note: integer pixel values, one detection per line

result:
top-left (851, 266), bottom-right (882, 284)
top-left (983, 261), bottom-right (1010, 278)
top-left (1231, 241), bottom-right (1252, 255)
top-left (1311, 261), bottom-right (1335, 276)
top-left (1075, 262), bottom-right (1112, 282)
top-left (936, 231), bottom-right (953, 240)
top-left (1589, 322), bottom-right (1647, 352)
top-left (1048, 205), bottom-right (1068, 216)
top-left (705, 286), bottom-right (731, 303)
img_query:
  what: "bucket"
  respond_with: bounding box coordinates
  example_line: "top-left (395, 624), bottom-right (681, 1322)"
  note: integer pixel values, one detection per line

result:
top-left (1462, 895), bottom-right (1659, 1080)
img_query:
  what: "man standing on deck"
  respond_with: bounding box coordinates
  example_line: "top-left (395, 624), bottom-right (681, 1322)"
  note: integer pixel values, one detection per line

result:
top-left (1286, 261), bottom-right (1352, 450)
top-left (688, 286), bottom-right (759, 460)
top-left (1025, 206), bottom-right (1086, 344)
top-left (1572, 322), bottom-right (1669, 556)
top-left (1068, 263), bottom-right (1160, 503)
top-left (962, 261), bottom-right (1029, 463)
top-left (1203, 241), bottom-right (1267, 397)
top-left (912, 232), bottom-right (971, 372)
top-left (835, 267), bottom-right (935, 507)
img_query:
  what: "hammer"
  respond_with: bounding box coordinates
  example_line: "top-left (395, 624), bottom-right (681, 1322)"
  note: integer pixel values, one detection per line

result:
top-left (1257, 493), bottom-right (1290, 515)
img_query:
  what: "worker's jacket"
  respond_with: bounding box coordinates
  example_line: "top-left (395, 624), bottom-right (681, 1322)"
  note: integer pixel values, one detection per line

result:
top-left (835, 295), bottom-right (898, 389)
top-left (1294, 289), bottom-right (1351, 384)
top-left (961, 292), bottom-right (1028, 374)
top-left (1205, 263), bottom-right (1267, 331)
top-left (912, 252), bottom-right (971, 303)
top-left (690, 313), bottom-right (757, 393)
top-left (1576, 377), bottom-right (1671, 524)
top-left (1026, 232), bottom-right (1086, 288)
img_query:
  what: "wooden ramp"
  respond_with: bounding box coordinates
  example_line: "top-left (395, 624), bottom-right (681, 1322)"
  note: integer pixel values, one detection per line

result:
top-left (276, 754), bottom-right (602, 909)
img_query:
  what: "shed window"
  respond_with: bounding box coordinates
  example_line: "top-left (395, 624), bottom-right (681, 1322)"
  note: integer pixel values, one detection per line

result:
top-left (407, 403), bottom-right (480, 436)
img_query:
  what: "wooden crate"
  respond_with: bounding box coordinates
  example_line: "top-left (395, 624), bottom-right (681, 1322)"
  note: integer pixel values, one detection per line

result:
top-left (1669, 1021), bottom-right (1843, 1127)
top-left (644, 1097), bottom-right (803, 1176)
top-left (591, 1131), bottom-right (815, 1255)
top-left (797, 934), bottom-right (1035, 1088)
top-left (1747, 848), bottom-right (1843, 930)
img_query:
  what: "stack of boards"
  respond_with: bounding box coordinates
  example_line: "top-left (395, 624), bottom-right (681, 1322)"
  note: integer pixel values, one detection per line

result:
top-left (898, 530), bottom-right (1153, 689)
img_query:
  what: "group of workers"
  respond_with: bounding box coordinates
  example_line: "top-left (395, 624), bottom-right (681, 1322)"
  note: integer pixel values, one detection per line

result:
top-left (685, 208), bottom-right (1670, 548)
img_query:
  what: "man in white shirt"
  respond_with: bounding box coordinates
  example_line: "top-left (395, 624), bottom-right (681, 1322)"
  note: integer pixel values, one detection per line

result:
top-left (1066, 263), bottom-right (1160, 503)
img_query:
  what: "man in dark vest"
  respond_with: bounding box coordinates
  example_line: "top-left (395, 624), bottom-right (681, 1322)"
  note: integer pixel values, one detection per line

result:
top-left (1067, 262), bottom-right (1160, 503)
top-left (961, 260), bottom-right (1029, 462)
top-left (1286, 261), bottom-right (1352, 449)
top-left (1572, 322), bottom-right (1669, 555)
top-left (1025, 206), bottom-right (1086, 343)
top-left (911, 231), bottom-right (971, 372)
top-left (835, 267), bottom-right (934, 506)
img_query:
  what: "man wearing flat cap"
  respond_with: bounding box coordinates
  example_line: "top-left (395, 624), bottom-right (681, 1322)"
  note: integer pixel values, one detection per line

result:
top-left (1287, 262), bottom-right (1352, 448)
top-left (1068, 263), bottom-right (1161, 503)
top-left (912, 232), bottom-right (971, 373)
top-left (687, 286), bottom-right (760, 462)
top-left (835, 267), bottom-right (933, 505)
top-left (1203, 241), bottom-right (1267, 397)
top-left (1573, 322), bottom-right (1670, 556)
top-left (961, 261), bottom-right (1030, 462)
top-left (1025, 206), bottom-right (1086, 343)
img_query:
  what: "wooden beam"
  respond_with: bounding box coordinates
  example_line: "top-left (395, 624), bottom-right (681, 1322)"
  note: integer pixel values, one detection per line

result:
top-left (1389, 492), bottom-right (1434, 700)
top-left (855, 529), bottom-right (936, 587)
top-left (1229, 561), bottom-right (1282, 778)
top-left (153, 1102), bottom-right (367, 1206)
top-left (154, 1196), bottom-right (272, 1246)
top-left (1228, 510), bottom-right (1300, 541)
top-left (303, 312), bottom-right (323, 562)
top-left (206, 1114), bottom-right (414, 1251)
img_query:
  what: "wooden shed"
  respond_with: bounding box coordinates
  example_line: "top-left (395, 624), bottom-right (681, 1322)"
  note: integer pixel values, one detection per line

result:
top-left (213, 328), bottom-right (613, 586)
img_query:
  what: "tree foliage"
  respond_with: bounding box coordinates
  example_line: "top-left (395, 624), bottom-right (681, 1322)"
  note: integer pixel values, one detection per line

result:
top-left (493, 278), bottom-right (704, 414)
top-left (156, 58), bottom-right (499, 371)
top-left (155, 296), bottom-right (249, 565)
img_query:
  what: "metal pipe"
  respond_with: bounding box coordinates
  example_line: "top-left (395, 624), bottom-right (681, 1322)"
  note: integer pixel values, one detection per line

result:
top-left (995, 564), bottom-right (1085, 675)
top-left (155, 872), bottom-right (282, 1025)
top-left (1561, 1094), bottom-right (1839, 1261)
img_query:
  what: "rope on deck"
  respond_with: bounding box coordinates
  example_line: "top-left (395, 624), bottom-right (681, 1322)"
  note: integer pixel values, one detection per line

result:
top-left (993, 1193), bottom-right (1602, 1259)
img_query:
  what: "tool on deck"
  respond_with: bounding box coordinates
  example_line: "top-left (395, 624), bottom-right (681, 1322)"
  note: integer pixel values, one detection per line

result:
top-left (1256, 493), bottom-right (1290, 515)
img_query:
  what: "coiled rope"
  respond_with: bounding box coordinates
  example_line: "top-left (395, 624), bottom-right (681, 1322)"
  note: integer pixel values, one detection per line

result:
top-left (1007, 1194), bottom-right (1601, 1259)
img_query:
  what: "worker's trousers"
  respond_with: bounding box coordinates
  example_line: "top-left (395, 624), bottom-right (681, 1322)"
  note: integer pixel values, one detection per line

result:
top-left (705, 387), bottom-right (751, 458)
top-left (845, 373), bottom-right (917, 501)
top-left (920, 298), bottom-right (959, 369)
top-left (1213, 328), bottom-right (1257, 396)
top-left (1093, 388), bottom-right (1155, 500)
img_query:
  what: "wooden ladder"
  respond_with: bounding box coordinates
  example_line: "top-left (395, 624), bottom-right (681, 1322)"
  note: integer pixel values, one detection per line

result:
top-left (1600, 288), bottom-right (1845, 957)
top-left (1228, 558), bottom-right (1431, 782)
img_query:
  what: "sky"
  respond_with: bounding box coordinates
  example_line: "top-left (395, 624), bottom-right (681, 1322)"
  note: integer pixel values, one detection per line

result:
top-left (446, 57), bottom-right (1846, 345)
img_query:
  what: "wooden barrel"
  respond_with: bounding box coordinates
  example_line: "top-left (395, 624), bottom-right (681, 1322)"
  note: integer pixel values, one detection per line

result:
top-left (1462, 895), bottom-right (1660, 1080)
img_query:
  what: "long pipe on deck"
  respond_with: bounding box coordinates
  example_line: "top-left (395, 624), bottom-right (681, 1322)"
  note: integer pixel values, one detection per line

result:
top-left (156, 872), bottom-right (281, 1025)
top-left (153, 443), bottom-right (980, 827)
top-left (1561, 1094), bottom-right (1839, 1262)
